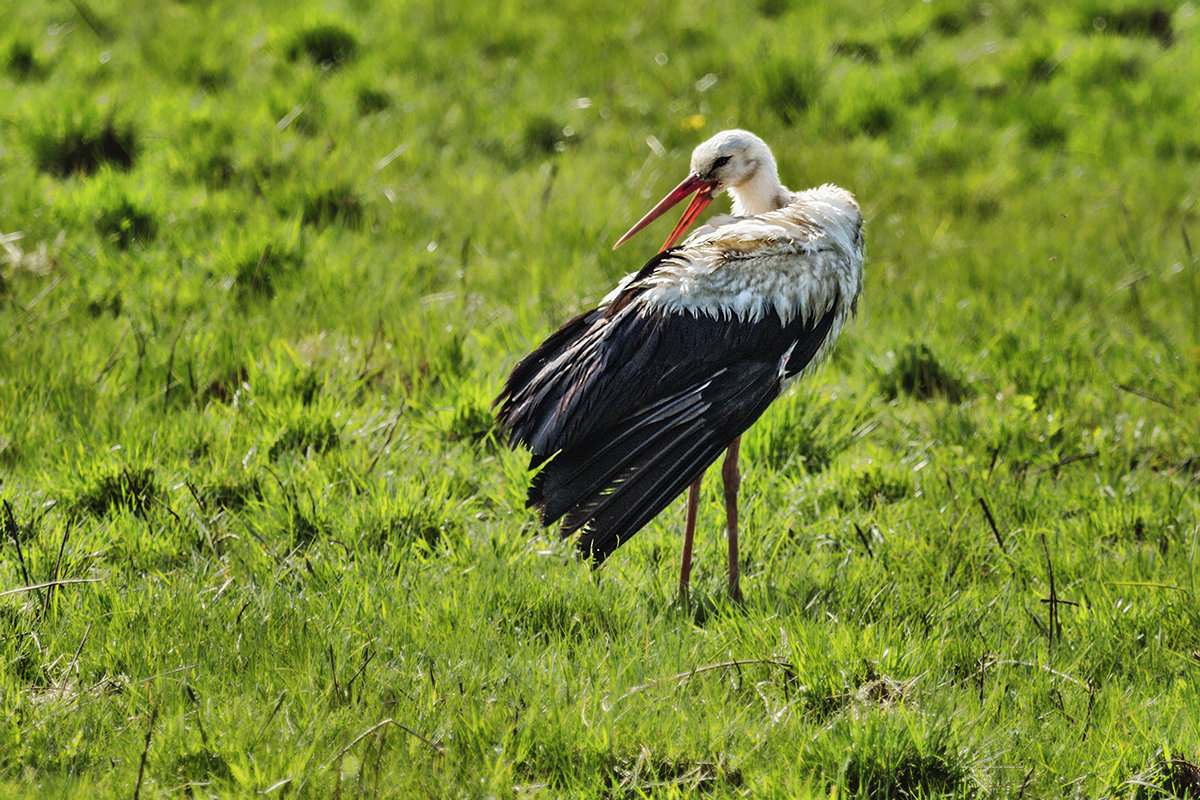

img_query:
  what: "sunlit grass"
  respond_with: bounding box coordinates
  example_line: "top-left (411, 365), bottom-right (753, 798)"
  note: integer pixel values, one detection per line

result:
top-left (0, 0), bottom-right (1198, 796)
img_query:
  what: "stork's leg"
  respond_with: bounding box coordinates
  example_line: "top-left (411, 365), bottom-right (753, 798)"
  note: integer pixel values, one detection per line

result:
top-left (679, 476), bottom-right (702, 599)
top-left (722, 437), bottom-right (743, 603)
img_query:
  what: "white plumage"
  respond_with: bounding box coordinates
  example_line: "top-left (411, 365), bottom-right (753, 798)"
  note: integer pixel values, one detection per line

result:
top-left (496, 129), bottom-right (864, 601)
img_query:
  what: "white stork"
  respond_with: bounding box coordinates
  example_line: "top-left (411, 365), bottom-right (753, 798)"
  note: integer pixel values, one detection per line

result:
top-left (495, 129), bottom-right (864, 601)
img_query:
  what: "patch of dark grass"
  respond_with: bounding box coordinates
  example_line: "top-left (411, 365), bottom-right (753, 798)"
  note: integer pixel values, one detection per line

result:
top-left (877, 343), bottom-right (971, 403)
top-left (285, 23), bottom-right (358, 68)
top-left (268, 415), bottom-right (340, 460)
top-left (413, 332), bottom-right (471, 388)
top-left (479, 31), bottom-right (531, 60)
top-left (1077, 48), bottom-right (1144, 87)
top-left (199, 364), bottom-right (248, 404)
top-left (760, 54), bottom-right (821, 126)
top-left (282, 488), bottom-right (326, 547)
top-left (443, 402), bottom-right (494, 446)
top-left (752, 396), bottom-right (866, 474)
top-left (362, 504), bottom-right (456, 553)
top-left (301, 183), bottom-right (363, 228)
top-left (954, 181), bottom-right (1003, 220)
top-left (831, 39), bottom-right (881, 64)
top-left (832, 462), bottom-right (913, 510)
top-left (756, 0), bottom-right (789, 18)
top-left (197, 151), bottom-right (236, 188)
top-left (1155, 133), bottom-right (1200, 162)
top-left (514, 729), bottom-right (742, 796)
top-left (833, 69), bottom-right (901, 137)
top-left (1085, 5), bottom-right (1174, 47)
top-left (29, 112), bottom-right (138, 177)
top-left (851, 101), bottom-right (894, 137)
top-left (73, 466), bottom-right (158, 518)
top-left (842, 735), bottom-right (966, 798)
top-left (85, 291), bottom-right (123, 318)
top-left (522, 116), bottom-right (575, 157)
top-left (1026, 113), bottom-right (1068, 148)
top-left (493, 590), bottom-right (620, 644)
top-left (227, 244), bottom-right (305, 302)
top-left (6, 40), bottom-right (40, 79)
top-left (1, 499), bottom-right (37, 546)
top-left (168, 748), bottom-right (232, 784)
top-left (931, 7), bottom-right (976, 36)
top-left (799, 667), bottom-right (915, 722)
top-left (0, 437), bottom-right (18, 469)
top-left (195, 475), bottom-right (264, 512)
top-left (0, 605), bottom-right (43, 683)
top-left (94, 189), bottom-right (157, 249)
top-left (195, 64), bottom-right (233, 92)
top-left (1007, 41), bottom-right (1063, 85)
top-left (604, 750), bottom-right (743, 797)
top-left (356, 85), bottom-right (390, 115)
top-left (887, 29), bottom-right (925, 56)
top-left (287, 368), bottom-right (323, 406)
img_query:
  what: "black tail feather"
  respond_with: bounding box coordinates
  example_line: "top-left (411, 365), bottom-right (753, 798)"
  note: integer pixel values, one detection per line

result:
top-left (535, 361), bottom-right (783, 565)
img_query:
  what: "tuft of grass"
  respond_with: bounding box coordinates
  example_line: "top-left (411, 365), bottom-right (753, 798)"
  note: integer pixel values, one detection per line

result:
top-left (362, 504), bottom-right (455, 553)
top-left (193, 474), bottom-right (264, 512)
top-left (300, 182), bottom-right (363, 228)
top-left (72, 466), bottom-right (158, 518)
top-left (841, 462), bottom-right (913, 509)
top-left (442, 402), bottom-right (495, 445)
top-left (355, 85), bottom-right (390, 115)
top-left (930, 6), bottom-right (978, 36)
top-left (803, 713), bottom-right (968, 799)
top-left (748, 391), bottom-right (868, 474)
top-left (606, 750), bottom-right (743, 795)
top-left (225, 243), bottom-right (305, 302)
top-left (286, 368), bottom-right (324, 406)
top-left (831, 67), bottom-right (901, 137)
top-left (876, 343), bottom-right (971, 403)
top-left (1082, 3), bottom-right (1174, 47)
top-left (28, 111), bottom-right (138, 177)
top-left (285, 23), bottom-right (358, 68)
top-left (756, 0), bottom-right (789, 18)
top-left (268, 415), bottom-right (340, 461)
top-left (831, 38), bottom-right (882, 64)
top-left (759, 54), bottom-right (822, 126)
top-left (93, 185), bottom-right (157, 249)
top-left (198, 364), bottom-right (248, 404)
top-left (522, 115), bottom-right (576, 157)
top-left (167, 747), bottom-right (233, 785)
top-left (6, 40), bottom-right (39, 79)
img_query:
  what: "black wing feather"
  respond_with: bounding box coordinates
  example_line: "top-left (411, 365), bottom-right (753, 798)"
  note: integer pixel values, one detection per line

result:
top-left (495, 276), bottom-right (839, 563)
top-left (568, 361), bottom-right (782, 563)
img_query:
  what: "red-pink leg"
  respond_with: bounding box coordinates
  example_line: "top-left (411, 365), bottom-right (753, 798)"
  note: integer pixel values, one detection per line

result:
top-left (680, 476), bottom-right (702, 598)
top-left (722, 437), bottom-right (742, 603)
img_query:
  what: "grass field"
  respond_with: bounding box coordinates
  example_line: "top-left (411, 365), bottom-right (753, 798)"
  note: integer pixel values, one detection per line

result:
top-left (2, 0), bottom-right (1199, 796)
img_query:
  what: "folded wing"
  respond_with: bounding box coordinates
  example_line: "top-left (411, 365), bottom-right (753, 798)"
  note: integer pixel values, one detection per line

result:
top-left (495, 279), bottom-right (838, 563)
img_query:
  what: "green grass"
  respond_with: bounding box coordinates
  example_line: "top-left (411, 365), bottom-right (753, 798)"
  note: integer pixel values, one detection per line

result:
top-left (1, 0), bottom-right (1199, 796)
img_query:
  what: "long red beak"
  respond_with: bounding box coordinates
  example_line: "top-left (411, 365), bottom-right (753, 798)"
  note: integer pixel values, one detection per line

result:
top-left (612, 174), bottom-right (717, 252)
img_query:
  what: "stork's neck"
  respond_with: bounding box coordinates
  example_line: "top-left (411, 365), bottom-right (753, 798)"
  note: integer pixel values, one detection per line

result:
top-left (728, 170), bottom-right (791, 217)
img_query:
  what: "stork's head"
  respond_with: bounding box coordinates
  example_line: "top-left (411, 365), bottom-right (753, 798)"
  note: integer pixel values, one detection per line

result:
top-left (688, 129), bottom-right (777, 198)
top-left (613, 129), bottom-right (787, 251)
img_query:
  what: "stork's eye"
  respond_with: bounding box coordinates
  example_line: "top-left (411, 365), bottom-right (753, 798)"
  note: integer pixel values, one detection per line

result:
top-left (712, 155), bottom-right (731, 169)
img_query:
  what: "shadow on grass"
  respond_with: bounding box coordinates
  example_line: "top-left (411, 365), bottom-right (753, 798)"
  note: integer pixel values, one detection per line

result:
top-left (29, 112), bottom-right (137, 177)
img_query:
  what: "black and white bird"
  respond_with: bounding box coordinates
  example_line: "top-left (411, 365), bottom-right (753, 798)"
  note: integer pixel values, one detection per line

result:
top-left (494, 129), bottom-right (864, 601)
